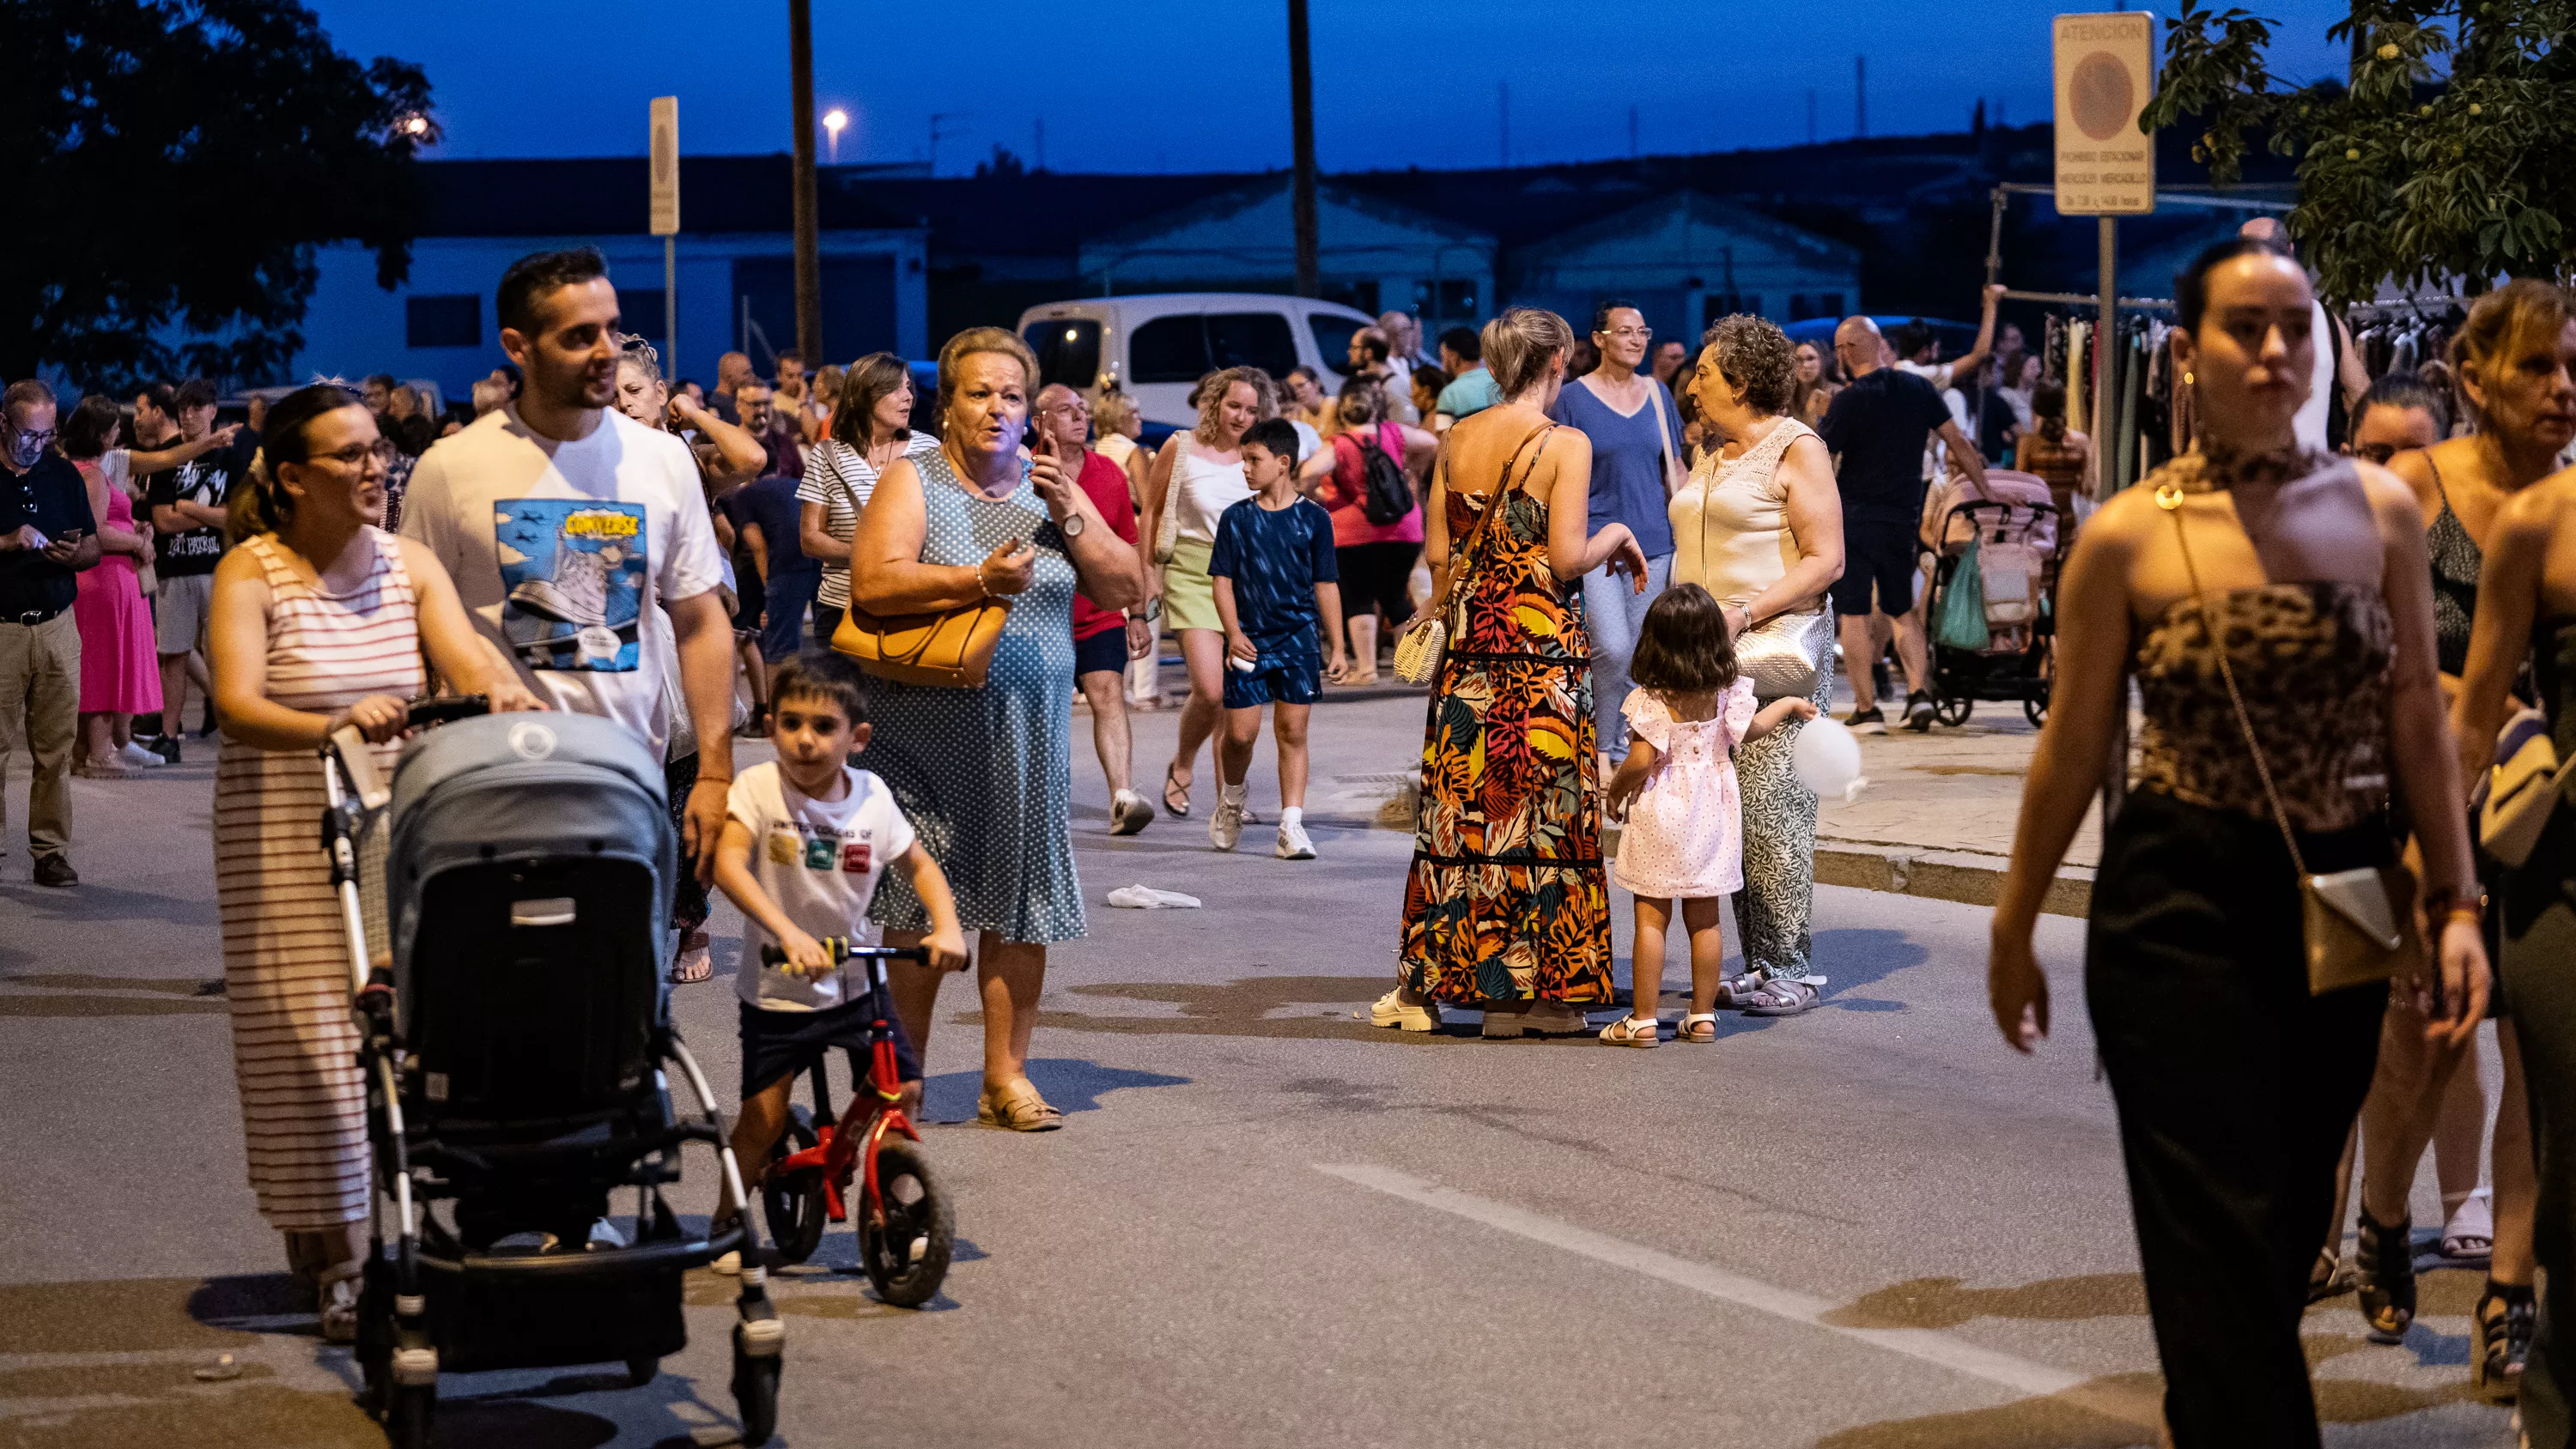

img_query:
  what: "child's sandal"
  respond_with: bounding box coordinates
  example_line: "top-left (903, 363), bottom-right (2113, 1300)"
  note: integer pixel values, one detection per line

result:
top-left (1677, 1013), bottom-right (1717, 1043)
top-left (1598, 1015), bottom-right (1661, 1047)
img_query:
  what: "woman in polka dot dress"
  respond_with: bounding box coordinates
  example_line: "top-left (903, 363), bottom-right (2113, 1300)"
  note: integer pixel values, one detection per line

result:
top-left (1599, 585), bottom-right (1817, 1046)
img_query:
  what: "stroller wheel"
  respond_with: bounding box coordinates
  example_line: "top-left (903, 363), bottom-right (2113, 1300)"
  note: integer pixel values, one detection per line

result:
top-left (1932, 694), bottom-right (1972, 728)
top-left (763, 1106), bottom-right (828, 1264)
top-left (732, 1325), bottom-right (782, 1447)
top-left (860, 1138), bottom-right (955, 1309)
top-left (386, 1382), bottom-right (435, 1449)
top-left (625, 1353), bottom-right (658, 1387)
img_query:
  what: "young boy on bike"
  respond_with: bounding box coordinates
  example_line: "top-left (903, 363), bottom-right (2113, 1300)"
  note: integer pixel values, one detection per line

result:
top-left (708, 651), bottom-right (967, 1269)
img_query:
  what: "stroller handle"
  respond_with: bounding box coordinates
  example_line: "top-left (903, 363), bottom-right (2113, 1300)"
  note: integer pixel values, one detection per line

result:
top-left (760, 938), bottom-right (930, 967)
top-left (406, 694), bottom-right (491, 728)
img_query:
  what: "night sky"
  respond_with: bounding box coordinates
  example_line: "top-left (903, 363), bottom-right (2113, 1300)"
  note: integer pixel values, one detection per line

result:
top-left (307, 1), bottom-right (2361, 174)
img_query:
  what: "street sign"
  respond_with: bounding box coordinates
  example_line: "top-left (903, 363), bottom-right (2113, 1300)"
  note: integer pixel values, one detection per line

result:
top-left (2052, 13), bottom-right (2155, 215)
top-left (650, 96), bottom-right (681, 236)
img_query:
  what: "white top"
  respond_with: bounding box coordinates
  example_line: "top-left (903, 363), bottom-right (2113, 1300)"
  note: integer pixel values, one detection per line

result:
top-left (95, 448), bottom-right (139, 502)
top-left (1671, 417), bottom-right (1814, 609)
top-left (400, 405), bottom-right (725, 757)
top-left (799, 432), bottom-right (942, 609)
top-left (2293, 299), bottom-right (2335, 452)
top-left (728, 762), bottom-right (917, 1011)
top-left (1290, 419), bottom-right (1324, 466)
top-left (1167, 435), bottom-right (1252, 545)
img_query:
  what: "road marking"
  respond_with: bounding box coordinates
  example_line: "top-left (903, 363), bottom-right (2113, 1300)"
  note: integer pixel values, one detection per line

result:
top-left (1315, 1162), bottom-right (2162, 1433)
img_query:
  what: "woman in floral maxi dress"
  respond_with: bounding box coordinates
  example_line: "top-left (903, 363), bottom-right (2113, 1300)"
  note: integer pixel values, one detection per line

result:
top-left (1376, 308), bottom-right (1650, 1037)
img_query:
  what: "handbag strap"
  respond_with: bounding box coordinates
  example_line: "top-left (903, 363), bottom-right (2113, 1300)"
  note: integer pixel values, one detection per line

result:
top-left (1643, 377), bottom-right (1681, 492)
top-left (1435, 423), bottom-right (1555, 620)
top-left (2155, 481), bottom-right (2311, 877)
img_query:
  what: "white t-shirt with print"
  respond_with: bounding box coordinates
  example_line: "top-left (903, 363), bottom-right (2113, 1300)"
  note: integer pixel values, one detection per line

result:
top-left (727, 761), bottom-right (917, 1012)
top-left (400, 405), bottom-right (724, 757)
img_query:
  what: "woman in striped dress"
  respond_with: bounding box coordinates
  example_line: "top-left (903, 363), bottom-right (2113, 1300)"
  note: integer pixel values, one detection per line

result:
top-left (206, 385), bottom-right (535, 1339)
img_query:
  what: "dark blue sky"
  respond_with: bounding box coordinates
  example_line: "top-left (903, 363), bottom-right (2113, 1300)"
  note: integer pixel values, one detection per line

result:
top-left (310, 1), bottom-right (2359, 174)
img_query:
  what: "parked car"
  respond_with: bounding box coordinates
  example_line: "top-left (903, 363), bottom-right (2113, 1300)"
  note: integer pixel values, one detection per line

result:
top-left (1015, 293), bottom-right (1379, 438)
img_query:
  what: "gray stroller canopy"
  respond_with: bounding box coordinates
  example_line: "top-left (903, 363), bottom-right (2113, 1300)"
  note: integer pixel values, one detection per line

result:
top-left (386, 712), bottom-right (674, 973)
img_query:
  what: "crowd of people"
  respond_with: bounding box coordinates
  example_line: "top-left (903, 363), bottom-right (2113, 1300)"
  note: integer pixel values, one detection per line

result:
top-left (9, 227), bottom-right (2576, 1442)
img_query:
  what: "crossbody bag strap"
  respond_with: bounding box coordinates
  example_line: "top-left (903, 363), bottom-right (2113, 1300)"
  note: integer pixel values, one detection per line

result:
top-left (2155, 481), bottom-right (2310, 877)
top-left (1436, 422), bottom-right (1554, 619)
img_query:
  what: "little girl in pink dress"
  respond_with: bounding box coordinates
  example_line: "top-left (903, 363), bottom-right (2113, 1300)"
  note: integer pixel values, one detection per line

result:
top-left (1601, 585), bottom-right (1816, 1046)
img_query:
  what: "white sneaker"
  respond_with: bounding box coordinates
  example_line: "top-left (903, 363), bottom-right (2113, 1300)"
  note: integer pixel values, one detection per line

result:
top-left (1210, 792), bottom-right (1245, 852)
top-left (116, 741), bottom-right (165, 768)
top-left (1276, 822), bottom-right (1315, 858)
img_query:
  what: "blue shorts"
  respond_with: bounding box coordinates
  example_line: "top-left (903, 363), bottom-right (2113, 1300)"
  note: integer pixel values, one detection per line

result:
top-left (1073, 626), bottom-right (1127, 678)
top-left (1224, 652), bottom-right (1323, 709)
top-left (738, 994), bottom-right (921, 1099)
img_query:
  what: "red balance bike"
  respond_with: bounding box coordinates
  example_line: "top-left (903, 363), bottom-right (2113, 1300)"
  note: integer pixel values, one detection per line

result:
top-left (758, 940), bottom-right (954, 1307)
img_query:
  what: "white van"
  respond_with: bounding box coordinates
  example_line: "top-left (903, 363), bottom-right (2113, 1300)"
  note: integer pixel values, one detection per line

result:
top-left (1015, 293), bottom-right (1381, 434)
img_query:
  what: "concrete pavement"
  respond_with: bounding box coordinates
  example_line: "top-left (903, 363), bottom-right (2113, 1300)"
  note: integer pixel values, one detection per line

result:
top-left (0, 694), bottom-right (2511, 1447)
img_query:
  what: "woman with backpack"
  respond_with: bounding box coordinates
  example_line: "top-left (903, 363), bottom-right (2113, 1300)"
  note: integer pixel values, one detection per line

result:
top-left (1298, 377), bottom-right (1437, 683)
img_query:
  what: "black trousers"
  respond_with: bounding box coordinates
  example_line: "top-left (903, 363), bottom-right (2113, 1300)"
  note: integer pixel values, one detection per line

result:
top-left (2504, 809), bottom-right (2576, 1446)
top-left (2087, 790), bottom-right (2387, 1448)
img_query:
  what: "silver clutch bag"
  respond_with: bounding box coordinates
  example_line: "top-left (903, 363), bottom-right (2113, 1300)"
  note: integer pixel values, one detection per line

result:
top-left (1736, 607), bottom-right (1835, 701)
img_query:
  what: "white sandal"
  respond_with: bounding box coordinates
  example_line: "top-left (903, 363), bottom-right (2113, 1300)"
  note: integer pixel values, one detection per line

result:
top-left (317, 1262), bottom-right (363, 1344)
top-left (1365, 990), bottom-right (1441, 1032)
top-left (1598, 1016), bottom-right (1660, 1047)
top-left (1676, 1012), bottom-right (1718, 1043)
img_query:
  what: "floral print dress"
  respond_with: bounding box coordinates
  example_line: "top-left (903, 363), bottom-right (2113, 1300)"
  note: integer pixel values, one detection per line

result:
top-left (1398, 431), bottom-right (1613, 1005)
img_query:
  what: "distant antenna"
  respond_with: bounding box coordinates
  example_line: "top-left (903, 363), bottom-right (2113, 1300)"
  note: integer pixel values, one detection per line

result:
top-left (1628, 104), bottom-right (1639, 160)
top-left (1498, 81), bottom-right (1510, 167)
top-left (1855, 56), bottom-right (1867, 139)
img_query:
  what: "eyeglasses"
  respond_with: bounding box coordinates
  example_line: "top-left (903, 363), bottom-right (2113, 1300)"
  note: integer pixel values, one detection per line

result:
top-left (306, 441), bottom-right (397, 467)
top-left (1600, 326), bottom-right (1653, 341)
top-left (8, 427), bottom-right (57, 448)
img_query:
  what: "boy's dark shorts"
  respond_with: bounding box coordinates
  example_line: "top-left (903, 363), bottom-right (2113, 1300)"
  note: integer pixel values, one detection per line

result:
top-left (1224, 651), bottom-right (1323, 709)
top-left (739, 994), bottom-right (921, 1098)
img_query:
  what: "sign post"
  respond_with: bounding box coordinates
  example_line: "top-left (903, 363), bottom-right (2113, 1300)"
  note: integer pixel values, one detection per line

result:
top-left (650, 96), bottom-right (680, 375)
top-left (2052, 11), bottom-right (2154, 499)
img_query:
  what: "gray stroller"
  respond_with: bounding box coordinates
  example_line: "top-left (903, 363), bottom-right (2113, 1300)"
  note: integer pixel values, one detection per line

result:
top-left (319, 699), bottom-right (784, 1447)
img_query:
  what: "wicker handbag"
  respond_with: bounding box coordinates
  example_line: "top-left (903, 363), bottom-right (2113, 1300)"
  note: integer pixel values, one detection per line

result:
top-left (1393, 426), bottom-right (1553, 687)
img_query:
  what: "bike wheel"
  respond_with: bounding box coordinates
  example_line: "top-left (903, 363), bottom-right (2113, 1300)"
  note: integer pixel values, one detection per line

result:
top-left (1932, 694), bottom-right (1973, 728)
top-left (762, 1107), bottom-right (827, 1264)
top-left (859, 1138), bottom-right (954, 1308)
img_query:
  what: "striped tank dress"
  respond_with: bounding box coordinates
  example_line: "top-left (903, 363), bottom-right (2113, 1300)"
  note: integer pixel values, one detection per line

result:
top-left (214, 529), bottom-right (423, 1231)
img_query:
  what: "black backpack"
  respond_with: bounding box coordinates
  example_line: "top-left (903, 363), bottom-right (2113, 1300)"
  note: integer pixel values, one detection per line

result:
top-left (1354, 430), bottom-right (1413, 525)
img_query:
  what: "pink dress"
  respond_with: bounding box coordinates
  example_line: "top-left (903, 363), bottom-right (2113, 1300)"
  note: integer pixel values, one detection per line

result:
top-left (1613, 682), bottom-right (1756, 899)
top-left (70, 462), bottom-right (163, 714)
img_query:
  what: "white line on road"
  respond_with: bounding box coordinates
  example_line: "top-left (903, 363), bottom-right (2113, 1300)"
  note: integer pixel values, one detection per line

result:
top-left (1314, 1162), bottom-right (2162, 1434)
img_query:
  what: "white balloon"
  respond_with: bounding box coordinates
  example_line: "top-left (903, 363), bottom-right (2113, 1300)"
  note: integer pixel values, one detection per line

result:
top-left (1791, 714), bottom-right (1868, 803)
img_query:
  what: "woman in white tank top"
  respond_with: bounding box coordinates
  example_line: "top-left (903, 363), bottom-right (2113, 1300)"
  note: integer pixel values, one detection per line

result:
top-left (1669, 317), bottom-right (1847, 1016)
top-left (1140, 369), bottom-right (1263, 818)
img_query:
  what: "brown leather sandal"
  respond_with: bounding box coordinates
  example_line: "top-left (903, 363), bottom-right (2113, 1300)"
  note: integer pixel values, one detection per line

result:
top-left (977, 1079), bottom-right (1064, 1132)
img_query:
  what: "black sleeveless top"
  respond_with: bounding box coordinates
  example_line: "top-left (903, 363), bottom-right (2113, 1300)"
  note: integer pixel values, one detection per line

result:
top-left (2426, 458), bottom-right (2482, 676)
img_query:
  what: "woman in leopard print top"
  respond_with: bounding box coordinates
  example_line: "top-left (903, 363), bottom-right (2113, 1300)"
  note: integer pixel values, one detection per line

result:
top-left (1988, 239), bottom-right (2489, 1449)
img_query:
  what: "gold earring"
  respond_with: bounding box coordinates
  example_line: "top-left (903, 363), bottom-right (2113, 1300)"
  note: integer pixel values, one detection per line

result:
top-left (2184, 371), bottom-right (2195, 385)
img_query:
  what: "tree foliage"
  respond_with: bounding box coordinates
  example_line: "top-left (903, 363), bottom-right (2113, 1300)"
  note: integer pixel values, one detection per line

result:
top-left (2141, 0), bottom-right (2576, 300)
top-left (0, 0), bottom-right (431, 390)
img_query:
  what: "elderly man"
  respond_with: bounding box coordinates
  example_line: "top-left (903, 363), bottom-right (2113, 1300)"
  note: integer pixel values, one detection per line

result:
top-left (1036, 383), bottom-right (1155, 834)
top-left (0, 381), bottom-right (103, 887)
top-left (710, 350), bottom-right (756, 424)
top-left (1817, 315), bottom-right (1985, 734)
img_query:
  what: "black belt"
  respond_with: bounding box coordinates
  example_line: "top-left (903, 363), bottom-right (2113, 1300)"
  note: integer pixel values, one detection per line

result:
top-left (3, 604), bottom-right (65, 627)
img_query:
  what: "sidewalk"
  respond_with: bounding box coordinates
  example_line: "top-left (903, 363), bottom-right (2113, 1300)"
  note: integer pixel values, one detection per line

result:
top-left (1086, 679), bottom-right (2097, 917)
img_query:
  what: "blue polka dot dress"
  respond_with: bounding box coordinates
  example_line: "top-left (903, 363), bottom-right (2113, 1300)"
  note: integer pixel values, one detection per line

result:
top-left (865, 446), bottom-right (1086, 944)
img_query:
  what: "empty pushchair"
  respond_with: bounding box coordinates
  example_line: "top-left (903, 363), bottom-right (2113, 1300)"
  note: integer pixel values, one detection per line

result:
top-left (319, 699), bottom-right (785, 1448)
top-left (1923, 470), bottom-right (2061, 728)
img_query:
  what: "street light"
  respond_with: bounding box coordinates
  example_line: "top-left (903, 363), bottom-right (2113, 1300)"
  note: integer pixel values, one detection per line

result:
top-left (823, 108), bottom-right (847, 165)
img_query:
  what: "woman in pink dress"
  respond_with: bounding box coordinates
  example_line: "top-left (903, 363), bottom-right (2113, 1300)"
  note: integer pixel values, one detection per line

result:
top-left (59, 397), bottom-right (162, 779)
top-left (1297, 377), bottom-right (1437, 682)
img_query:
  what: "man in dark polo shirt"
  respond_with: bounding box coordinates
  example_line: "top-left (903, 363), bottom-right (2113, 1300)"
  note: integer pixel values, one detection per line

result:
top-left (1818, 315), bottom-right (1985, 734)
top-left (0, 380), bottom-right (102, 886)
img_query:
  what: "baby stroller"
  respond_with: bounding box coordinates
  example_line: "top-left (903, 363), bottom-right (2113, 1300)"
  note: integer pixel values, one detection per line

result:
top-left (1923, 470), bottom-right (2061, 728)
top-left (319, 700), bottom-right (786, 1448)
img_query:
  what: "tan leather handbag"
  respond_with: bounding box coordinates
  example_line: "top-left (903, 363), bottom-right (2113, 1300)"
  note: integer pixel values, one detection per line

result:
top-left (832, 596), bottom-right (1012, 689)
top-left (2159, 481), bottom-right (2420, 995)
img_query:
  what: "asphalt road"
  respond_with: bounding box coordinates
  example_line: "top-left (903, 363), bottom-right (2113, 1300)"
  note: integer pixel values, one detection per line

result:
top-left (0, 691), bottom-right (2516, 1447)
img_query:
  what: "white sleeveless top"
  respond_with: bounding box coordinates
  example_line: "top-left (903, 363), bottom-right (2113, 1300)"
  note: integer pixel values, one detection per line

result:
top-left (1671, 416), bottom-right (1815, 609)
top-left (1168, 435), bottom-right (1251, 545)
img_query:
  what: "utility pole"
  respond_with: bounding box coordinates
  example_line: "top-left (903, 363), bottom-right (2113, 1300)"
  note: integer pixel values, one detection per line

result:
top-left (1855, 56), bottom-right (1867, 138)
top-left (1287, 0), bottom-right (1318, 298)
top-left (787, 0), bottom-right (822, 367)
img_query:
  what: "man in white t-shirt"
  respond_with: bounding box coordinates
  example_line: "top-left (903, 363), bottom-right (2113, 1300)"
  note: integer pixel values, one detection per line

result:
top-left (401, 246), bottom-right (738, 886)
